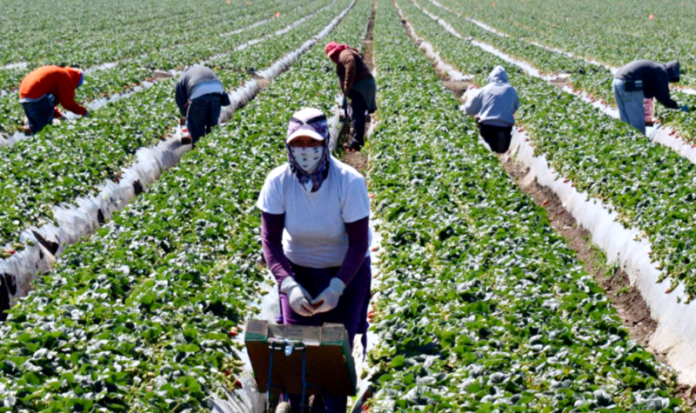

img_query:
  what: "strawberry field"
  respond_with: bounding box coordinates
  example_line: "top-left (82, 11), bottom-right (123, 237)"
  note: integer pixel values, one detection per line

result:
top-left (3, 0), bottom-right (696, 411)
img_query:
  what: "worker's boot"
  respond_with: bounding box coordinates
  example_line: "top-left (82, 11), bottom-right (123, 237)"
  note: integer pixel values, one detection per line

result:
top-left (22, 117), bottom-right (31, 134)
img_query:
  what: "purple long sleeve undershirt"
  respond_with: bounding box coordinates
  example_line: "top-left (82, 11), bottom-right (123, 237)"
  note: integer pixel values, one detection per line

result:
top-left (261, 212), bottom-right (370, 286)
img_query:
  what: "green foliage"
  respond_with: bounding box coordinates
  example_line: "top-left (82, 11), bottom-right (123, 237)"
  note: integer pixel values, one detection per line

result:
top-left (0, 0), bottom-right (372, 410)
top-left (365, 0), bottom-right (683, 410)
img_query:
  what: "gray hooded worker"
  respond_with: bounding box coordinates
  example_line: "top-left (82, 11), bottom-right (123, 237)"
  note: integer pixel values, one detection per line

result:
top-left (613, 60), bottom-right (687, 135)
top-left (175, 65), bottom-right (231, 146)
top-left (464, 66), bottom-right (520, 154)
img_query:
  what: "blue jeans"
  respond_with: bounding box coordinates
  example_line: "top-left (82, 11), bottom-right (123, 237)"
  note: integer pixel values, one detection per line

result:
top-left (186, 94), bottom-right (222, 146)
top-left (21, 94), bottom-right (58, 134)
top-left (613, 78), bottom-right (646, 135)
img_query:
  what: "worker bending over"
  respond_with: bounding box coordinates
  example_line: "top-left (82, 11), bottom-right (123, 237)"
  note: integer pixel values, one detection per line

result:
top-left (464, 66), bottom-right (520, 154)
top-left (258, 108), bottom-right (372, 412)
top-left (325, 41), bottom-right (377, 151)
top-left (19, 66), bottom-right (87, 134)
top-left (613, 60), bottom-right (687, 135)
top-left (175, 65), bottom-right (231, 146)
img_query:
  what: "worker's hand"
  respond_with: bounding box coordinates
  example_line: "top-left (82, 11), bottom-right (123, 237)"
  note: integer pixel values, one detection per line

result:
top-left (681, 105), bottom-right (690, 113)
top-left (280, 277), bottom-right (315, 317)
top-left (310, 278), bottom-right (345, 314)
top-left (84, 110), bottom-right (91, 118)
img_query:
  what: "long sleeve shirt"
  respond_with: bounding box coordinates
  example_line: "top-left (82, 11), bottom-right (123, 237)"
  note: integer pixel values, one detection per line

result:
top-left (463, 66), bottom-right (520, 127)
top-left (19, 66), bottom-right (87, 116)
top-left (261, 212), bottom-right (370, 286)
top-left (175, 66), bottom-right (226, 117)
top-left (336, 49), bottom-right (373, 94)
top-left (615, 60), bottom-right (679, 109)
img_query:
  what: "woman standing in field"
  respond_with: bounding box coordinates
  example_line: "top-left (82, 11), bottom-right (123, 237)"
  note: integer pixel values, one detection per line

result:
top-left (325, 41), bottom-right (377, 151)
top-left (257, 107), bottom-right (373, 412)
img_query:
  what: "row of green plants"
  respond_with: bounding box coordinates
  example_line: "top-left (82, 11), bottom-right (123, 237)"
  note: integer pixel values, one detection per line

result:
top-left (0, 0), bottom-right (287, 88)
top-left (400, 0), bottom-right (696, 299)
top-left (439, 0), bottom-right (696, 86)
top-left (363, 0), bottom-right (684, 411)
top-left (0, 0), bottom-right (371, 410)
top-left (0, 0), bottom-right (352, 252)
top-left (421, 0), bottom-right (696, 144)
top-left (0, 0), bottom-right (324, 134)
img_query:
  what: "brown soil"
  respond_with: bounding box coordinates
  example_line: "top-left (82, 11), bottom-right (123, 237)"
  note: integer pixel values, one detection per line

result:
top-left (341, 0), bottom-right (376, 174)
top-left (442, 80), bottom-right (473, 98)
top-left (252, 76), bottom-right (271, 90)
top-left (394, 4), bottom-right (696, 403)
top-left (362, 0), bottom-right (376, 72)
top-left (397, 4), bottom-right (659, 350)
top-left (505, 158), bottom-right (696, 405)
top-left (504, 158), bottom-right (658, 348)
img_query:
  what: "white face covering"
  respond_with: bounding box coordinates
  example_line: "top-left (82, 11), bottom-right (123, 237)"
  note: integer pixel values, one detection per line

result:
top-left (291, 147), bottom-right (324, 174)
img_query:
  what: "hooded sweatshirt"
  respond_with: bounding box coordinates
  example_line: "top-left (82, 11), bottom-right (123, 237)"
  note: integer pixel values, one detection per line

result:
top-left (614, 60), bottom-right (680, 109)
top-left (464, 66), bottom-right (520, 127)
top-left (19, 66), bottom-right (87, 116)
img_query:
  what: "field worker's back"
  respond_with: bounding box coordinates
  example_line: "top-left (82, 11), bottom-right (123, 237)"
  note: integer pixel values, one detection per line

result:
top-left (464, 66), bottom-right (520, 127)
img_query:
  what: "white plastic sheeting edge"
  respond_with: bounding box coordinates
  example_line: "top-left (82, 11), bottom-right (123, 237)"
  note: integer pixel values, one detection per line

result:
top-left (221, 18), bottom-right (273, 37)
top-left (350, 73), bottom-right (384, 413)
top-left (508, 129), bottom-right (696, 386)
top-left (0, 0), bottom-right (357, 317)
top-left (398, 2), bottom-right (472, 82)
top-left (0, 62), bottom-right (28, 70)
top-left (402, 0), bottom-right (696, 387)
top-left (413, 0), bottom-right (696, 171)
top-left (205, 0), bottom-right (339, 67)
top-left (86, 11), bottom-right (284, 74)
top-left (2, 6), bottom-right (338, 151)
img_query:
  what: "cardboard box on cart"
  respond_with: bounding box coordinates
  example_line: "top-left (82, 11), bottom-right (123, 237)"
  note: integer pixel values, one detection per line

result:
top-left (244, 319), bottom-right (357, 396)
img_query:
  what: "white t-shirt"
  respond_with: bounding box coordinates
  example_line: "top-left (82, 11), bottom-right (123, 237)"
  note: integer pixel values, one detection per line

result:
top-left (257, 156), bottom-right (372, 269)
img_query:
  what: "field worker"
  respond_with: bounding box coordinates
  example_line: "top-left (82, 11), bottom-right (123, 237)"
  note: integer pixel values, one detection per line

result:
top-left (613, 60), bottom-right (687, 135)
top-left (325, 41), bottom-right (377, 151)
top-left (257, 108), bottom-right (372, 412)
top-left (464, 66), bottom-right (520, 154)
top-left (19, 66), bottom-right (87, 134)
top-left (175, 65), bottom-right (231, 146)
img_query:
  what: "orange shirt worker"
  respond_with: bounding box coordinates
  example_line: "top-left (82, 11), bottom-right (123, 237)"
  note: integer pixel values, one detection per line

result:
top-left (19, 66), bottom-right (88, 134)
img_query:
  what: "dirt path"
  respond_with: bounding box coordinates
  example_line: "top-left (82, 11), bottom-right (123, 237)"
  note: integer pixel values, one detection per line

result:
top-left (394, 0), bottom-right (696, 402)
top-left (504, 159), bottom-right (657, 347)
top-left (503, 150), bottom-right (696, 405)
top-left (340, 0), bottom-right (376, 173)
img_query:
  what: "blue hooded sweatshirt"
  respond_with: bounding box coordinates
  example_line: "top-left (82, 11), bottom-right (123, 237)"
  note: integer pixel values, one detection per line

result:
top-left (464, 66), bottom-right (520, 127)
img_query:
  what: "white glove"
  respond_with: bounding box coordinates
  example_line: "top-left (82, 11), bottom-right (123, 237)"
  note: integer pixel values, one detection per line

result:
top-left (310, 278), bottom-right (346, 314)
top-left (280, 277), bottom-right (314, 317)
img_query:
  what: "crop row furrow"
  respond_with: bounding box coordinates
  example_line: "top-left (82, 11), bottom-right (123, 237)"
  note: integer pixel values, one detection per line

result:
top-left (403, 0), bottom-right (696, 304)
top-left (0, 0), bottom-right (350, 252)
top-left (0, 0), bottom-right (369, 410)
top-left (0, 0), bottom-right (356, 319)
top-left (0, 0), bottom-right (290, 87)
top-left (0, 0), bottom-right (329, 138)
top-left (359, 1), bottom-right (684, 411)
